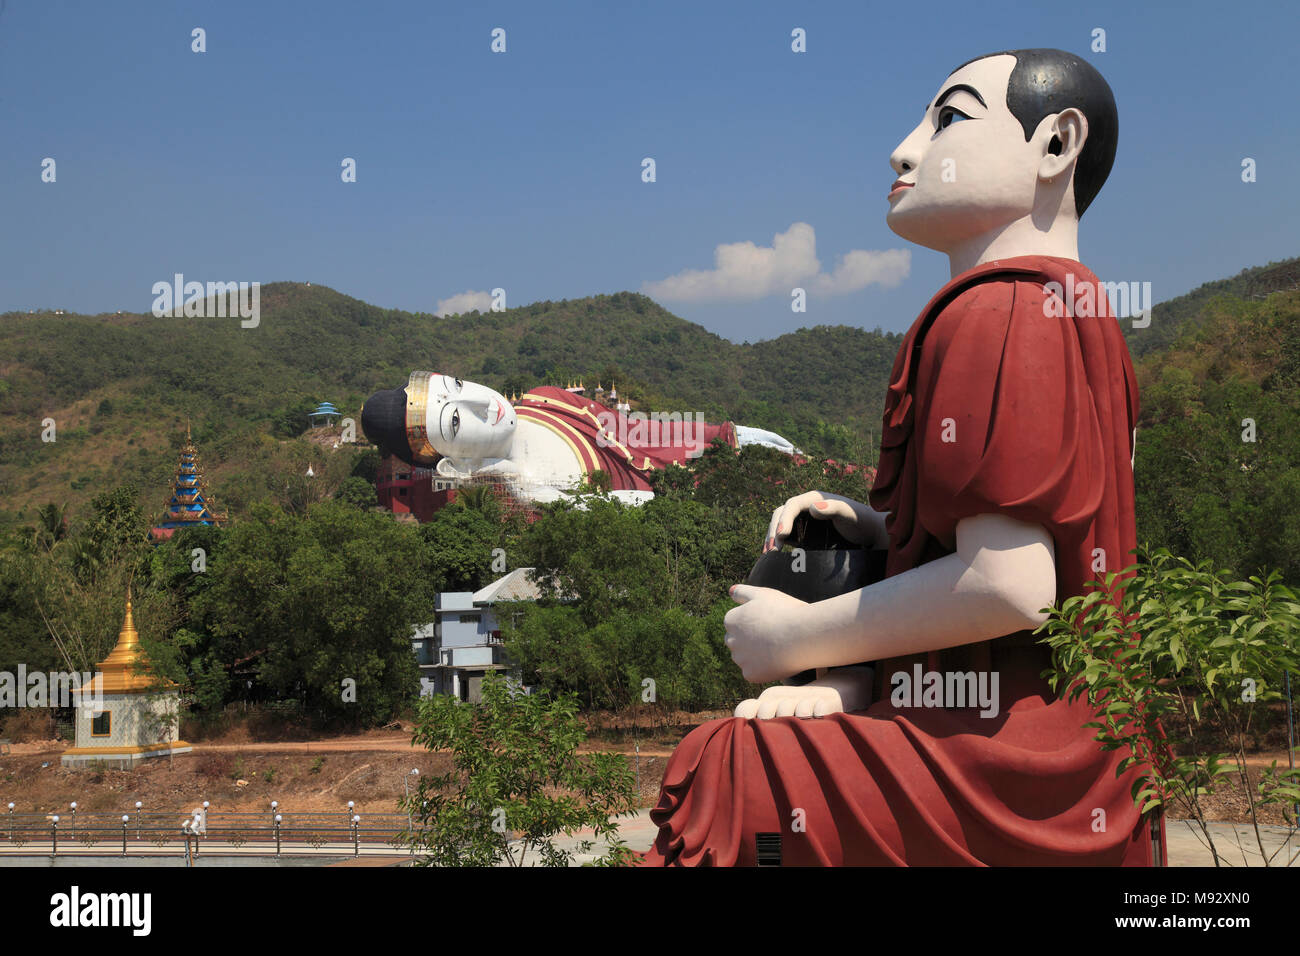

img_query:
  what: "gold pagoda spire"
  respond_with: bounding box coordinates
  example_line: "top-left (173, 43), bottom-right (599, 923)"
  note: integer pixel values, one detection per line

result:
top-left (94, 585), bottom-right (169, 694)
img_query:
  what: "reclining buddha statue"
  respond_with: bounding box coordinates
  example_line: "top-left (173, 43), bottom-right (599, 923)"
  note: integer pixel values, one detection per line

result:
top-left (362, 374), bottom-right (799, 505)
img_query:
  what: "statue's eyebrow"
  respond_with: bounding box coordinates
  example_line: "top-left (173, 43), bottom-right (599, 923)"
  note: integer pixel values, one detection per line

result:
top-left (927, 83), bottom-right (987, 114)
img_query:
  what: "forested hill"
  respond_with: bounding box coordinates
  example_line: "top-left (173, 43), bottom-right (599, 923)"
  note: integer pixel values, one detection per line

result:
top-left (1123, 256), bottom-right (1300, 358)
top-left (1131, 281), bottom-right (1300, 582)
top-left (0, 285), bottom-right (900, 530)
top-left (1, 256), bottom-right (1297, 566)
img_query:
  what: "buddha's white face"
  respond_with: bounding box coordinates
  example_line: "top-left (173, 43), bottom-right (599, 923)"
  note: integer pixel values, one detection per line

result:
top-left (425, 374), bottom-right (515, 460)
top-left (886, 54), bottom-right (1056, 252)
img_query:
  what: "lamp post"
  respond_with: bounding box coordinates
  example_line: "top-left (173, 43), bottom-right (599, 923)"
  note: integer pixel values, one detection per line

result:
top-left (404, 769), bottom-right (420, 830)
top-left (135, 801), bottom-right (142, 840)
top-left (352, 814), bottom-right (361, 857)
top-left (50, 814), bottom-right (59, 857)
top-left (7, 802), bottom-right (13, 842)
top-left (1284, 671), bottom-right (1294, 822)
top-left (121, 815), bottom-right (130, 857)
top-left (274, 814), bottom-right (282, 857)
top-left (270, 800), bottom-right (278, 825)
top-left (69, 801), bottom-right (76, 833)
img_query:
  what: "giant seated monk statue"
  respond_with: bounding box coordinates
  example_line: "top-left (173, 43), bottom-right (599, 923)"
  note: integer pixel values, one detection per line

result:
top-left (645, 48), bottom-right (1164, 866)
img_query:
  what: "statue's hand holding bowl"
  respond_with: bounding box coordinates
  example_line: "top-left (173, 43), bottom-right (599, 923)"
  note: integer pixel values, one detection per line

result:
top-left (724, 584), bottom-right (812, 684)
top-left (765, 490), bottom-right (884, 553)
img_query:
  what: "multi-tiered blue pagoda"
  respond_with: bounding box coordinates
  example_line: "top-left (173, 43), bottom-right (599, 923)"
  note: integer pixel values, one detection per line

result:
top-left (149, 425), bottom-right (228, 544)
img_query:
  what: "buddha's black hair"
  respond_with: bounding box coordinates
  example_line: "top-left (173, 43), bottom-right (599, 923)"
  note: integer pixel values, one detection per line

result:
top-left (953, 48), bottom-right (1118, 216)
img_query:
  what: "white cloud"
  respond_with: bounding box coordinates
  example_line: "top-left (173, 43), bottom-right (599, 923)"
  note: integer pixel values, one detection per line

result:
top-left (642, 223), bottom-right (910, 303)
top-left (435, 290), bottom-right (494, 317)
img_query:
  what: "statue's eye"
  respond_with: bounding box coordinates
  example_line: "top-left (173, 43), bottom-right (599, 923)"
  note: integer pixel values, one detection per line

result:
top-left (451, 409), bottom-right (461, 437)
top-left (937, 106), bottom-right (969, 130)
top-left (454, 378), bottom-right (463, 389)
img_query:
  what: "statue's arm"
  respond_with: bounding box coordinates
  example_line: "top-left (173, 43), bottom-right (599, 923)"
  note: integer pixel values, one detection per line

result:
top-left (807, 512), bottom-right (1055, 665)
top-left (726, 512), bottom-right (1056, 683)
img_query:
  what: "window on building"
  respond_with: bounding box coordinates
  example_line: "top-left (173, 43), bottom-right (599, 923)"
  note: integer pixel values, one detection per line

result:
top-left (91, 711), bottom-right (111, 737)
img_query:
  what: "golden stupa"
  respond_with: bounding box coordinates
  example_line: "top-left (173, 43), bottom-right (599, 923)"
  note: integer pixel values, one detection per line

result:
top-left (61, 586), bottom-right (190, 769)
top-left (91, 587), bottom-right (172, 694)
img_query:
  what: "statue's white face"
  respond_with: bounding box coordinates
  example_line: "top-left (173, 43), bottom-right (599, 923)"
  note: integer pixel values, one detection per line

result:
top-left (886, 54), bottom-right (1054, 253)
top-left (425, 374), bottom-right (515, 460)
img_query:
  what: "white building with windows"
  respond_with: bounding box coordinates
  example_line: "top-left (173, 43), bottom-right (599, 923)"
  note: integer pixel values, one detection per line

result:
top-left (414, 568), bottom-right (541, 702)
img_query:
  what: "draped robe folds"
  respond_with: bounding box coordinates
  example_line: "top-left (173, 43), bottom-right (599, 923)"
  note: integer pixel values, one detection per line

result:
top-left (514, 386), bottom-right (739, 492)
top-left (643, 256), bottom-right (1165, 866)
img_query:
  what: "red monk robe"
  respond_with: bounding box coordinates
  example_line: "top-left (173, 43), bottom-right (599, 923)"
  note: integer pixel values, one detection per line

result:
top-left (514, 386), bottom-right (739, 493)
top-left (644, 255), bottom-right (1165, 866)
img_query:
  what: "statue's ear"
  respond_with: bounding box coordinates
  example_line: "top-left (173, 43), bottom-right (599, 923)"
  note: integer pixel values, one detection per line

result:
top-left (1038, 107), bottom-right (1088, 185)
top-left (435, 458), bottom-right (461, 478)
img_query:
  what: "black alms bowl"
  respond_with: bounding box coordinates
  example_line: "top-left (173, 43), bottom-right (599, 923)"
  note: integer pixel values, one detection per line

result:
top-left (744, 512), bottom-right (887, 604)
top-left (743, 512), bottom-right (888, 685)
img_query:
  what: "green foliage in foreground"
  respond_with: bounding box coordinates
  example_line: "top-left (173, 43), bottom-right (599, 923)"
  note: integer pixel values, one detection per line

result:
top-left (502, 441), bottom-right (877, 710)
top-left (404, 672), bottom-right (637, 867)
top-left (1038, 547), bottom-right (1300, 866)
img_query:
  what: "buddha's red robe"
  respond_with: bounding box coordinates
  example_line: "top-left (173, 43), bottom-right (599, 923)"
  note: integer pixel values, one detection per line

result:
top-left (644, 256), bottom-right (1164, 866)
top-left (514, 386), bottom-right (738, 492)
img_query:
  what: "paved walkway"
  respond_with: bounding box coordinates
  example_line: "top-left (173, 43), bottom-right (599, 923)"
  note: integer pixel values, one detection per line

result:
top-left (1163, 819), bottom-right (1300, 867)
top-left (3, 813), bottom-right (1295, 866)
top-left (563, 811), bottom-right (1300, 866)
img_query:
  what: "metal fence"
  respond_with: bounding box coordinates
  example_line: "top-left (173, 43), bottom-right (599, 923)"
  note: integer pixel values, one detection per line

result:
top-left (0, 806), bottom-right (411, 859)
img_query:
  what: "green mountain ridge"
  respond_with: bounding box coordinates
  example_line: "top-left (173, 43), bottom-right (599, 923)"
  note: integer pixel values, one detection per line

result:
top-left (0, 285), bottom-right (901, 530)
top-left (0, 255), bottom-right (1297, 542)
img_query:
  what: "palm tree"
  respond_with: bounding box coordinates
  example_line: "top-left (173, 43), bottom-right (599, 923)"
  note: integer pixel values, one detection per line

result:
top-left (453, 484), bottom-right (498, 516)
top-left (33, 501), bottom-right (69, 552)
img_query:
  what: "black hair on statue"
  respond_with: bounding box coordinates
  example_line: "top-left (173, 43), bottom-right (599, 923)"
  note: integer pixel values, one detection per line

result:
top-left (953, 48), bottom-right (1118, 217)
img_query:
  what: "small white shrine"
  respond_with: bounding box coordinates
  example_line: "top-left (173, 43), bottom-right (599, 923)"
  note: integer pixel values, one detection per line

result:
top-left (61, 588), bottom-right (191, 769)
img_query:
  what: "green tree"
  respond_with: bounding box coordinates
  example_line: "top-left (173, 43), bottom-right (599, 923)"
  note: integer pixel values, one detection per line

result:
top-left (418, 505), bottom-right (502, 593)
top-left (32, 502), bottom-right (70, 553)
top-left (1038, 546), bottom-right (1300, 866)
top-left (71, 485), bottom-right (150, 584)
top-left (335, 475), bottom-right (377, 509)
top-left (191, 501), bottom-right (429, 726)
top-left (404, 672), bottom-right (636, 866)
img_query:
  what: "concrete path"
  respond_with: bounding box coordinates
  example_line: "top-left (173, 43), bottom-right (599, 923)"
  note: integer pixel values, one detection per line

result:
top-left (564, 811), bottom-right (1300, 866)
top-left (1163, 819), bottom-right (1300, 867)
top-left (3, 813), bottom-right (1295, 866)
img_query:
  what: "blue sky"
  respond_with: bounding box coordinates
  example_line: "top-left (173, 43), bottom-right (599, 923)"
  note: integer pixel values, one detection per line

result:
top-left (1, 0), bottom-right (1295, 341)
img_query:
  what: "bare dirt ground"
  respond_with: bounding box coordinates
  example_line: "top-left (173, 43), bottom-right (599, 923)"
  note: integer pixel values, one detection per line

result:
top-left (2, 711), bottom-right (1293, 825)
top-left (0, 725), bottom-right (673, 815)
